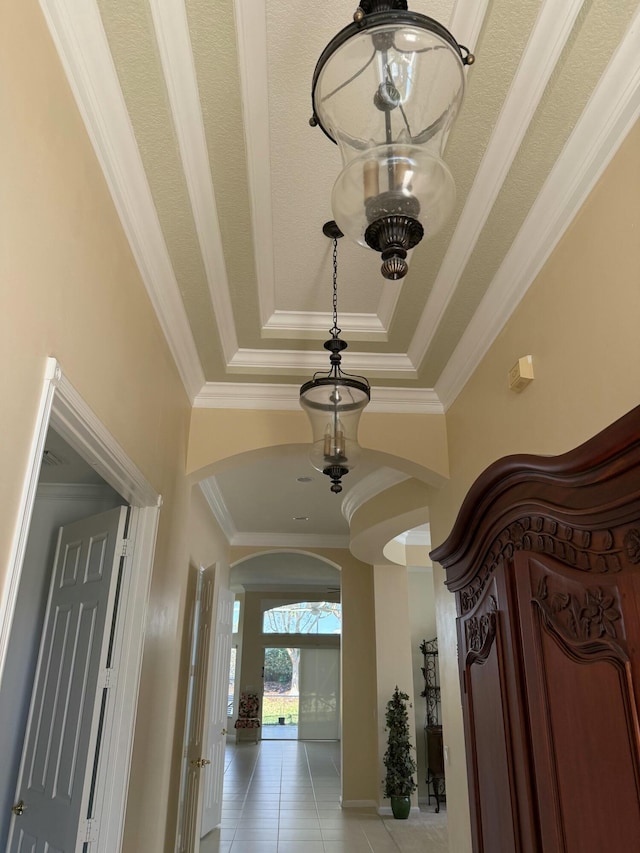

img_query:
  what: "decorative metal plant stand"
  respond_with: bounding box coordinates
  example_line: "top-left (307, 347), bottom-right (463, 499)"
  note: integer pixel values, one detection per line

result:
top-left (421, 637), bottom-right (446, 812)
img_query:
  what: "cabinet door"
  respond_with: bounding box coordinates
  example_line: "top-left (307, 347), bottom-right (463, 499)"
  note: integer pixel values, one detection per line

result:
top-left (514, 552), bottom-right (640, 853)
top-left (459, 568), bottom-right (538, 853)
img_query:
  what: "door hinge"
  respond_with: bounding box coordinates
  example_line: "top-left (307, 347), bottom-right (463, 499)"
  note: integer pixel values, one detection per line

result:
top-left (82, 818), bottom-right (99, 843)
top-left (99, 668), bottom-right (116, 689)
top-left (121, 538), bottom-right (129, 556)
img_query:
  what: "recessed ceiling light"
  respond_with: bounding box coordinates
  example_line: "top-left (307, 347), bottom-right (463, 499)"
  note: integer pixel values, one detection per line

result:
top-left (293, 516), bottom-right (309, 522)
top-left (297, 476), bottom-right (313, 483)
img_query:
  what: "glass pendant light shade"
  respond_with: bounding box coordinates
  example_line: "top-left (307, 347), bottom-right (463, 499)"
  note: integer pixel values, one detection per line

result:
top-left (300, 375), bottom-right (370, 493)
top-left (311, 3), bottom-right (473, 280)
top-left (299, 223), bottom-right (371, 493)
top-left (331, 144), bottom-right (455, 247)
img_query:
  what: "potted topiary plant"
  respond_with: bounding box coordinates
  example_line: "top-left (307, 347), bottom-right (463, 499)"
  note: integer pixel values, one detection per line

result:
top-left (383, 686), bottom-right (418, 819)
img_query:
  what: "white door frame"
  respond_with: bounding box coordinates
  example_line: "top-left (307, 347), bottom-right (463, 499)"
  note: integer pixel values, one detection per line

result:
top-left (0, 357), bottom-right (161, 852)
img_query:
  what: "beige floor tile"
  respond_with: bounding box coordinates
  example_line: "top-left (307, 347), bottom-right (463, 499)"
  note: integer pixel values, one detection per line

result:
top-left (214, 741), bottom-right (448, 853)
top-left (229, 842), bottom-right (277, 853)
top-left (277, 828), bottom-right (324, 841)
top-left (276, 842), bottom-right (325, 853)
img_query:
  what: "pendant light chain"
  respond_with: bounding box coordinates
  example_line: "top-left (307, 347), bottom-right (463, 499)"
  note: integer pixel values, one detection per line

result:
top-left (330, 236), bottom-right (341, 339)
top-left (298, 222), bottom-right (371, 494)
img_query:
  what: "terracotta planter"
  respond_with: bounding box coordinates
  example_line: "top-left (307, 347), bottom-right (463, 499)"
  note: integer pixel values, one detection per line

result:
top-left (390, 795), bottom-right (411, 820)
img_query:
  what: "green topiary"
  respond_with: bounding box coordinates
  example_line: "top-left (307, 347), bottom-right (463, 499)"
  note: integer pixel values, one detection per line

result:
top-left (383, 686), bottom-right (418, 798)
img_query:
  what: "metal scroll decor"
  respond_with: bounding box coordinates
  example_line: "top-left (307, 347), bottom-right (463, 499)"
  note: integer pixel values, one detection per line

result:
top-left (420, 638), bottom-right (440, 726)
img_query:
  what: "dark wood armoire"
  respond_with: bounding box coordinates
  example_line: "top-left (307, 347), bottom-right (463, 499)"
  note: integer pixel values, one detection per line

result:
top-left (431, 406), bottom-right (640, 853)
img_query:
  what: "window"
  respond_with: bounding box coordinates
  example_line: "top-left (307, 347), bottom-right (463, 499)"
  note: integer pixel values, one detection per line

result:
top-left (227, 647), bottom-right (237, 717)
top-left (262, 601), bottom-right (341, 635)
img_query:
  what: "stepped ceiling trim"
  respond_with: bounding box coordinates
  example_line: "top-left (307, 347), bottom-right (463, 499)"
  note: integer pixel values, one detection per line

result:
top-left (408, 0), bottom-right (586, 371)
top-left (194, 383), bottom-right (443, 414)
top-left (148, 0), bottom-right (238, 363)
top-left (39, 0), bottom-right (205, 400)
top-left (436, 3), bottom-right (640, 409)
top-left (39, 0), bottom-right (639, 411)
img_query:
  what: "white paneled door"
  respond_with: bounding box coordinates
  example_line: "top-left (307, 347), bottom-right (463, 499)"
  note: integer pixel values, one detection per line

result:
top-left (201, 588), bottom-right (234, 837)
top-left (179, 567), bottom-right (215, 853)
top-left (7, 506), bottom-right (128, 853)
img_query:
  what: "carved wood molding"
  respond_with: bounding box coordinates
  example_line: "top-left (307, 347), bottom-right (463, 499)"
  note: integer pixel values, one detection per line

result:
top-left (532, 574), bottom-right (631, 673)
top-left (465, 596), bottom-right (498, 665)
top-left (460, 518), bottom-right (640, 614)
top-left (535, 574), bottom-right (622, 643)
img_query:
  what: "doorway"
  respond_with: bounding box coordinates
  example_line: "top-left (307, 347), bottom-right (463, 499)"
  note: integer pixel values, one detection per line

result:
top-left (0, 359), bottom-right (160, 851)
top-left (261, 647), bottom-right (340, 741)
top-left (0, 430), bottom-right (125, 848)
top-left (262, 647), bottom-right (299, 739)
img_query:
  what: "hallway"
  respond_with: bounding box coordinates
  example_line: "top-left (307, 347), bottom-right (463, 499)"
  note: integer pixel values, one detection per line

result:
top-left (200, 740), bottom-right (447, 853)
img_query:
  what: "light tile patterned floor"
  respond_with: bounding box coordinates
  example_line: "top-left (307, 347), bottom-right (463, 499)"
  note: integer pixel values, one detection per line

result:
top-left (199, 740), bottom-right (447, 853)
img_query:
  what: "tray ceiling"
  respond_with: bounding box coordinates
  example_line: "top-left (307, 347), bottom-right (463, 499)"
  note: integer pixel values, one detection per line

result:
top-left (40, 0), bottom-right (640, 412)
top-left (38, 0), bottom-right (640, 547)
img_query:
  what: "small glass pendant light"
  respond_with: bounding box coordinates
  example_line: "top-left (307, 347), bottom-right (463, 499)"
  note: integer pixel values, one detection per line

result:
top-left (299, 222), bottom-right (371, 493)
top-left (310, 0), bottom-right (474, 280)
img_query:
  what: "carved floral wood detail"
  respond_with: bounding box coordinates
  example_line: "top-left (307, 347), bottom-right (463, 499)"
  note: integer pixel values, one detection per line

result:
top-left (534, 575), bottom-right (622, 642)
top-left (460, 518), bottom-right (640, 614)
top-left (465, 595), bottom-right (497, 664)
top-left (624, 528), bottom-right (640, 564)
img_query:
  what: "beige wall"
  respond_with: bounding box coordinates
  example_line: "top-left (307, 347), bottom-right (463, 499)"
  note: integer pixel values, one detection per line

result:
top-left (0, 4), bottom-right (229, 851)
top-left (187, 409), bottom-right (450, 485)
top-left (429, 120), bottom-right (640, 852)
top-left (166, 489), bottom-right (230, 845)
top-left (373, 565), bottom-right (418, 809)
top-left (408, 569), bottom-right (437, 801)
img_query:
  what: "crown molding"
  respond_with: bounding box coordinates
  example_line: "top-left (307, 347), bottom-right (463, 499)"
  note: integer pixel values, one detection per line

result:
top-left (409, 0), bottom-right (586, 371)
top-left (436, 3), bottom-right (640, 410)
top-left (233, 0), bottom-right (277, 330)
top-left (226, 348), bottom-right (416, 378)
top-left (234, 0), bottom-right (401, 336)
top-left (39, 0), bottom-right (204, 402)
top-left (229, 532), bottom-right (350, 549)
top-left (199, 478), bottom-right (236, 543)
top-left (367, 387), bottom-right (444, 414)
top-left (260, 310), bottom-right (389, 341)
top-left (148, 0), bottom-right (238, 363)
top-left (448, 0), bottom-right (491, 53)
top-left (194, 382), bottom-right (444, 414)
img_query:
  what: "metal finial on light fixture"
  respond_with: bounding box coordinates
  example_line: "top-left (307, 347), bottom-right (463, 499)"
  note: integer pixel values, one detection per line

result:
top-left (299, 222), bottom-right (371, 494)
top-left (310, 0), bottom-right (474, 280)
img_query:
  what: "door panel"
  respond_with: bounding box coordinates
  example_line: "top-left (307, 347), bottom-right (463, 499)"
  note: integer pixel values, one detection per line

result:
top-left (181, 567), bottom-right (215, 853)
top-left (7, 507), bottom-right (127, 853)
top-left (461, 591), bottom-right (518, 853)
top-left (201, 588), bottom-right (234, 836)
top-left (515, 553), bottom-right (640, 853)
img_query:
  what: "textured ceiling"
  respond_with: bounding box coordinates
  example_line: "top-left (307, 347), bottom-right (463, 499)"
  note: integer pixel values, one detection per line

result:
top-left (40, 0), bottom-right (640, 546)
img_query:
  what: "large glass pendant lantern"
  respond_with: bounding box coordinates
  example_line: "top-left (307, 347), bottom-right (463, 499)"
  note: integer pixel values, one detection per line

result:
top-left (299, 222), bottom-right (371, 494)
top-left (310, 0), bottom-right (474, 280)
